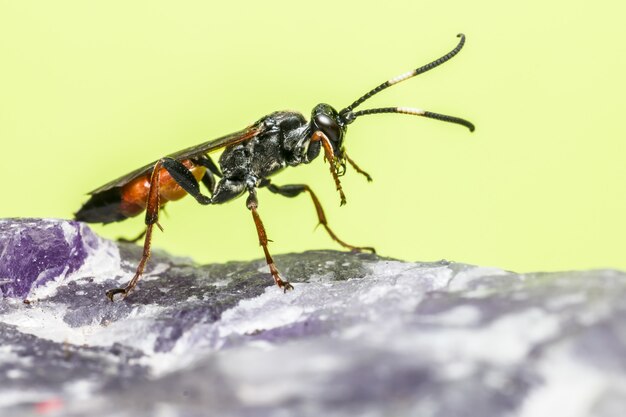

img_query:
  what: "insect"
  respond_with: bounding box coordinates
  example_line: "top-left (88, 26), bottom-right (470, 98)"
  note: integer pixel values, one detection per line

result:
top-left (75, 34), bottom-right (475, 301)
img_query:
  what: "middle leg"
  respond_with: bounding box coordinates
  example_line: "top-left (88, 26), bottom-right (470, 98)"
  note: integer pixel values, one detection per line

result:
top-left (192, 155), bottom-right (222, 195)
top-left (264, 181), bottom-right (375, 253)
top-left (246, 186), bottom-right (294, 292)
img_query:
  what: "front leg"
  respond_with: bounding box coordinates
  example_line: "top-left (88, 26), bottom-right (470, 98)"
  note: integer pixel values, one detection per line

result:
top-left (264, 180), bottom-right (375, 253)
top-left (311, 130), bottom-right (347, 206)
top-left (246, 184), bottom-right (293, 292)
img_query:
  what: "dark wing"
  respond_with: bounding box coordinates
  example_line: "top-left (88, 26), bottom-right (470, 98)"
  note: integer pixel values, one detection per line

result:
top-left (88, 122), bottom-right (266, 195)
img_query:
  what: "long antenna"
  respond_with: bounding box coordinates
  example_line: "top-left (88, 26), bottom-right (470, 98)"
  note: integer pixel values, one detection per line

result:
top-left (340, 34), bottom-right (467, 115)
top-left (346, 107), bottom-right (475, 132)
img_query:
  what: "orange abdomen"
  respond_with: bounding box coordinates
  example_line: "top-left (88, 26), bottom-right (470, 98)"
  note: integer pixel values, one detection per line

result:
top-left (119, 159), bottom-right (206, 218)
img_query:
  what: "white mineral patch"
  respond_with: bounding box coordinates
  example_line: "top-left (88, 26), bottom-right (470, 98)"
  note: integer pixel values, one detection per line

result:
top-left (59, 220), bottom-right (79, 243)
top-left (370, 261), bottom-right (452, 292)
top-left (420, 304), bottom-right (483, 326)
top-left (87, 305), bottom-right (167, 351)
top-left (0, 390), bottom-right (50, 408)
top-left (518, 343), bottom-right (610, 417)
top-left (390, 307), bottom-right (560, 365)
top-left (2, 301), bottom-right (166, 353)
top-left (139, 263), bottom-right (170, 282)
top-left (447, 266), bottom-right (514, 293)
top-left (217, 287), bottom-right (304, 341)
top-left (1, 304), bottom-right (88, 345)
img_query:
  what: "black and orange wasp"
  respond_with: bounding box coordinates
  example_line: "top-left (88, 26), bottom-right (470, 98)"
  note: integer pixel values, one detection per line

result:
top-left (75, 34), bottom-right (474, 301)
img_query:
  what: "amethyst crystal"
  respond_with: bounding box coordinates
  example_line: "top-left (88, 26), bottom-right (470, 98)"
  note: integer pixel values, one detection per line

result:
top-left (0, 218), bottom-right (117, 298)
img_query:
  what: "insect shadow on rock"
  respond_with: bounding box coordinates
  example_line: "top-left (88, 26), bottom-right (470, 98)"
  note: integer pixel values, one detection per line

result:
top-left (75, 34), bottom-right (475, 301)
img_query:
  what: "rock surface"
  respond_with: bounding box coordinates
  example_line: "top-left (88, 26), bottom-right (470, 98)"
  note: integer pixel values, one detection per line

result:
top-left (1, 218), bottom-right (626, 417)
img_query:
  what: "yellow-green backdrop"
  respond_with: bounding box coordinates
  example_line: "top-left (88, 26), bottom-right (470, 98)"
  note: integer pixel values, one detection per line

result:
top-left (1, 1), bottom-right (624, 273)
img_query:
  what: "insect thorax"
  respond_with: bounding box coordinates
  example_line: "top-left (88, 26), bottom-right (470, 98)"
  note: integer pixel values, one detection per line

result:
top-left (218, 111), bottom-right (316, 180)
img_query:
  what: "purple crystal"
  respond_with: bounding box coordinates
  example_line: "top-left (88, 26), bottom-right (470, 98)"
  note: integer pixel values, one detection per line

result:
top-left (0, 218), bottom-right (100, 298)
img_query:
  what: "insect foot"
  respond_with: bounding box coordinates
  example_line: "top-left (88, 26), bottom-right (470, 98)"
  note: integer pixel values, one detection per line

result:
top-left (350, 246), bottom-right (376, 254)
top-left (278, 280), bottom-right (295, 293)
top-left (105, 287), bottom-right (129, 302)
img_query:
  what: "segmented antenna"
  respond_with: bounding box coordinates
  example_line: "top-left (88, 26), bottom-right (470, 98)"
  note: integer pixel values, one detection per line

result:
top-left (347, 107), bottom-right (475, 132)
top-left (340, 34), bottom-right (467, 115)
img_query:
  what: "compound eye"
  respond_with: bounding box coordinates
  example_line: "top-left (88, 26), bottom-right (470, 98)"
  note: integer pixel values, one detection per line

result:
top-left (314, 113), bottom-right (341, 146)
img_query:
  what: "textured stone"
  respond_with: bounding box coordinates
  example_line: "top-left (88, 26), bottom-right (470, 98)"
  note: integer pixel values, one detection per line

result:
top-left (1, 218), bottom-right (626, 417)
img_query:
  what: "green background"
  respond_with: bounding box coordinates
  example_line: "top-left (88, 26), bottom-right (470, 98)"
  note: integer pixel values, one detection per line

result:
top-left (1, 1), bottom-right (624, 273)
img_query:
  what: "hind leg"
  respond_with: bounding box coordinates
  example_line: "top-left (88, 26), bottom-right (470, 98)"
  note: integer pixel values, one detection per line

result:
top-left (106, 158), bottom-right (212, 300)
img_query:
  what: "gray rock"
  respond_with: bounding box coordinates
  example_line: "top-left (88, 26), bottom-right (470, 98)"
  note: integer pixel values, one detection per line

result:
top-left (1, 218), bottom-right (625, 417)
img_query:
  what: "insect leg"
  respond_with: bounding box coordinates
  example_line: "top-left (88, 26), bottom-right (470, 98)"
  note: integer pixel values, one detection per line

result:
top-left (265, 181), bottom-right (375, 253)
top-left (160, 158), bottom-right (212, 205)
top-left (117, 229), bottom-right (147, 244)
top-left (193, 155), bottom-right (223, 195)
top-left (200, 171), bottom-right (217, 195)
top-left (344, 152), bottom-right (373, 182)
top-left (246, 187), bottom-right (294, 292)
top-left (106, 158), bottom-right (213, 300)
top-left (193, 155), bottom-right (223, 177)
top-left (311, 130), bottom-right (347, 206)
top-left (105, 160), bottom-right (164, 301)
